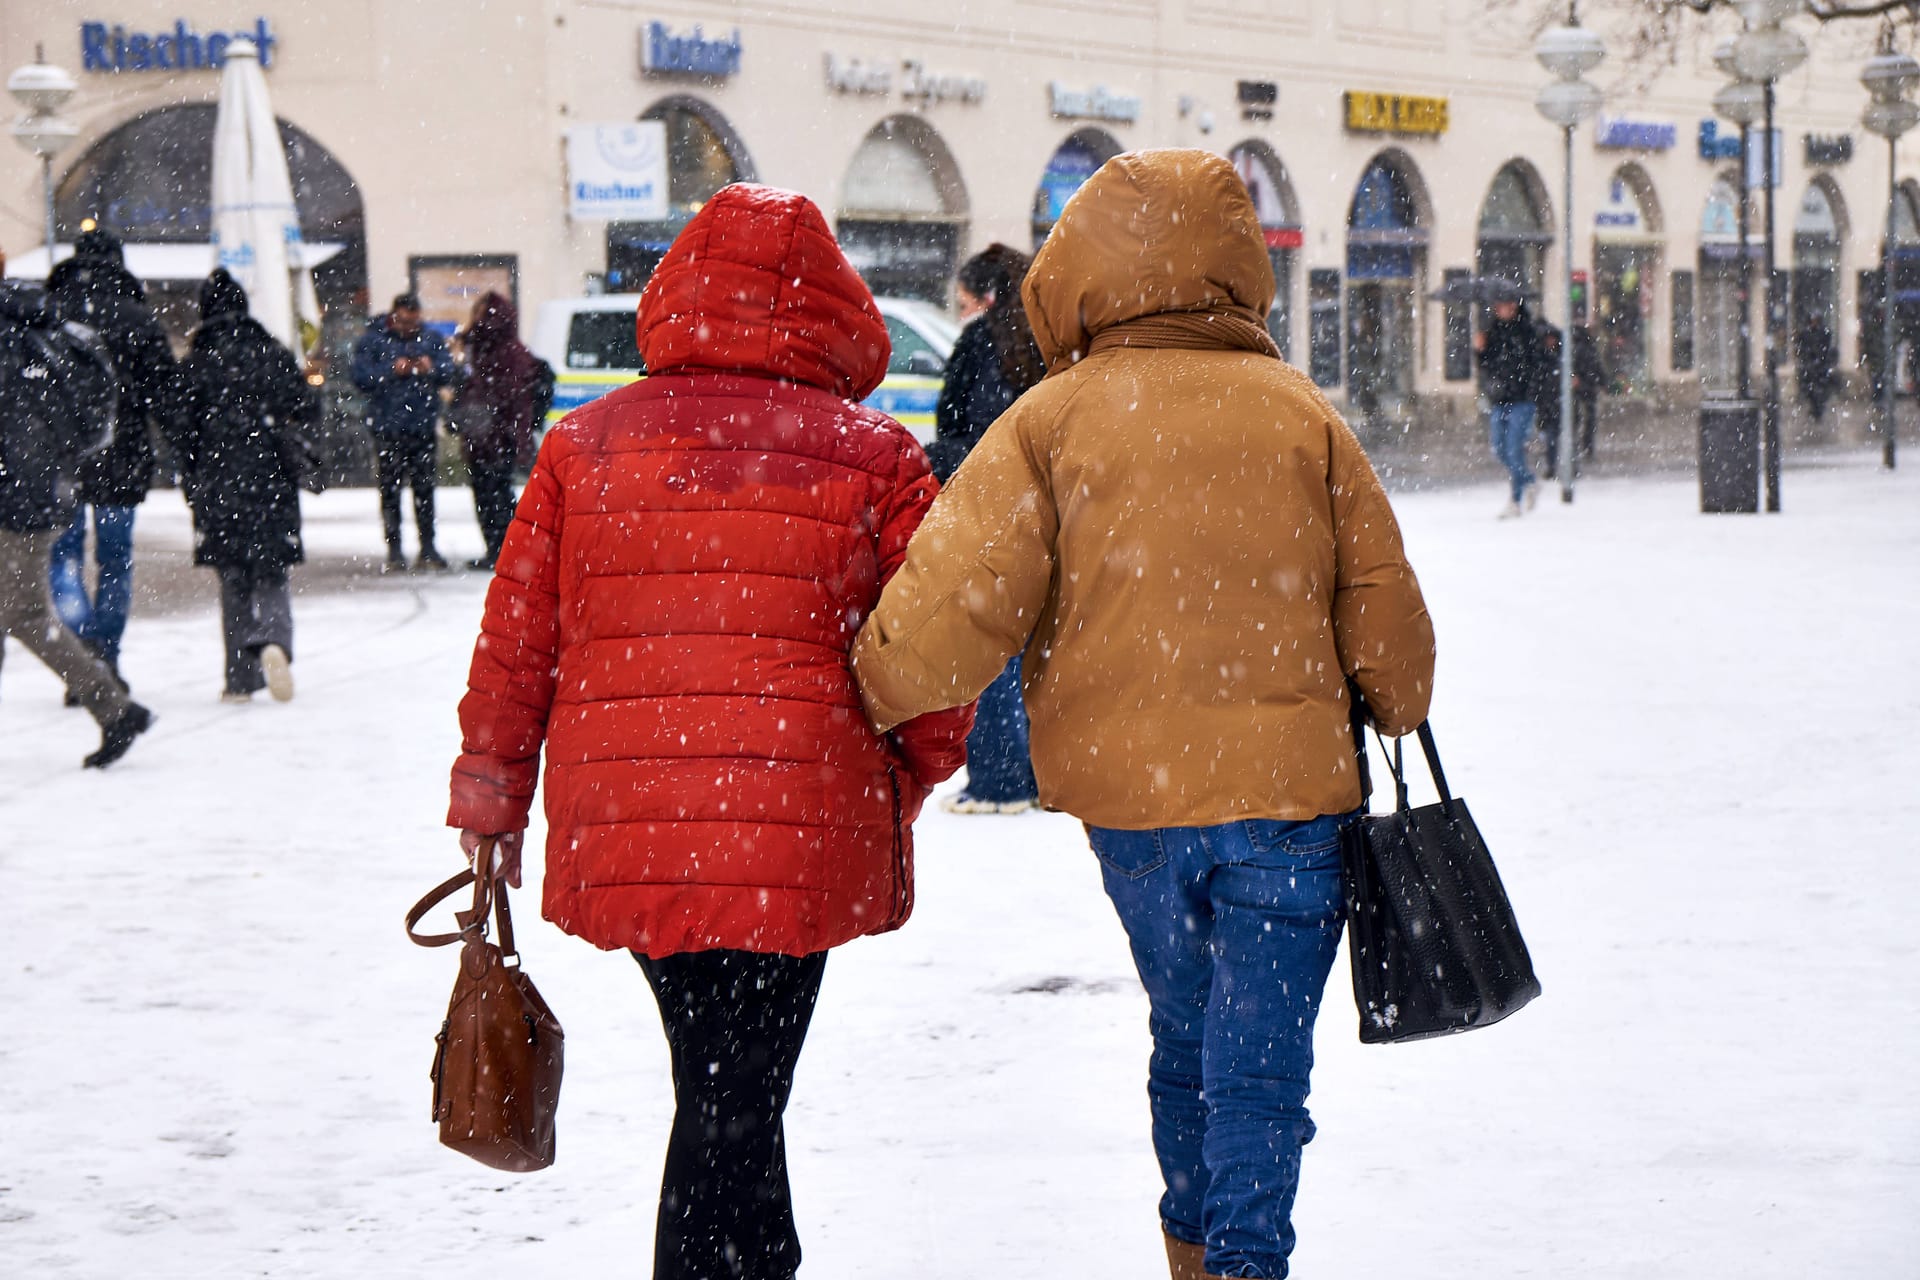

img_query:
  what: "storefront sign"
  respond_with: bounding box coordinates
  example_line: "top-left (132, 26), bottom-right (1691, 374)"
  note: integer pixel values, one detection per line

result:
top-left (1595, 177), bottom-right (1647, 236)
top-left (1805, 134), bottom-right (1854, 166)
top-left (80, 18), bottom-right (276, 72)
top-left (566, 123), bottom-right (669, 222)
top-left (1343, 91), bottom-right (1448, 136)
top-left (1049, 82), bottom-right (1142, 124)
top-left (823, 53), bottom-right (985, 104)
top-left (640, 22), bottom-right (741, 79)
top-left (1698, 120), bottom-right (1742, 161)
top-left (1238, 80), bottom-right (1278, 122)
top-left (1595, 117), bottom-right (1677, 152)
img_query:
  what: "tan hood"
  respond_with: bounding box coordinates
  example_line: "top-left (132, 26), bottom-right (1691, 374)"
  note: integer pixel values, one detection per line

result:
top-left (1021, 148), bottom-right (1279, 375)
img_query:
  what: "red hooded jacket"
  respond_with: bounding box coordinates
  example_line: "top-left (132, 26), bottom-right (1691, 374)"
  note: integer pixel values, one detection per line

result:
top-left (447, 185), bottom-right (973, 957)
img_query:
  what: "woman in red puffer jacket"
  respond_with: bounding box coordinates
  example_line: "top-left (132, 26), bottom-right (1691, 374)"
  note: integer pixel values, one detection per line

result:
top-left (446, 184), bottom-right (972, 1280)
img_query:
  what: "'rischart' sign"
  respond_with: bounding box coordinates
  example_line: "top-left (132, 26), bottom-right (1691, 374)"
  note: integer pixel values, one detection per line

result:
top-left (80, 18), bottom-right (278, 72)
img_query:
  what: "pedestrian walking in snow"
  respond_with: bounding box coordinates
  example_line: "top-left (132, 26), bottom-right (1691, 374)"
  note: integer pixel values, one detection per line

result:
top-left (1571, 323), bottom-right (1607, 463)
top-left (446, 185), bottom-right (971, 1280)
top-left (1476, 296), bottom-right (1542, 517)
top-left (351, 293), bottom-right (453, 571)
top-left (169, 270), bottom-right (320, 704)
top-left (851, 150), bottom-right (1436, 1280)
top-left (1796, 316), bottom-right (1838, 424)
top-left (1534, 321), bottom-right (1565, 480)
top-left (0, 244), bottom-right (154, 767)
top-left (448, 292), bottom-right (541, 572)
top-left (928, 244), bottom-right (1046, 815)
top-left (44, 228), bottom-right (179, 687)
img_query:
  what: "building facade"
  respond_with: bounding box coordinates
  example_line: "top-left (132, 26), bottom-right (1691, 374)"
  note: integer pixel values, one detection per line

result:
top-left (3, 0), bottom-right (1910, 420)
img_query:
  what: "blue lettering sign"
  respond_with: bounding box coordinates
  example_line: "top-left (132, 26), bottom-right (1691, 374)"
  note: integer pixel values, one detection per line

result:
top-left (641, 22), bottom-right (742, 78)
top-left (1698, 120), bottom-right (1743, 161)
top-left (80, 18), bottom-right (277, 73)
top-left (1597, 118), bottom-right (1677, 151)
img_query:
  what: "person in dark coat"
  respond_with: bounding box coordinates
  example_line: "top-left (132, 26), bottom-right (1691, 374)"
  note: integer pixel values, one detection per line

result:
top-left (1534, 321), bottom-right (1565, 480)
top-left (1571, 324), bottom-right (1607, 463)
top-left (1796, 317), bottom-right (1838, 423)
top-left (449, 292), bottom-right (539, 571)
top-left (0, 243), bottom-right (153, 766)
top-left (350, 293), bottom-right (453, 571)
top-left (927, 244), bottom-right (1047, 814)
top-left (170, 270), bottom-right (319, 703)
top-left (1475, 298), bottom-right (1541, 517)
top-left (44, 228), bottom-right (178, 679)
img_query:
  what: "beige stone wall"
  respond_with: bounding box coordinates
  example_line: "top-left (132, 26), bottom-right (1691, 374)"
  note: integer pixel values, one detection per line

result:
top-left (3, 0), bottom-right (1908, 400)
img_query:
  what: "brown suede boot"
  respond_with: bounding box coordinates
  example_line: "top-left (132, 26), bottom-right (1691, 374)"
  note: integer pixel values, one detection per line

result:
top-left (1164, 1231), bottom-right (1211, 1280)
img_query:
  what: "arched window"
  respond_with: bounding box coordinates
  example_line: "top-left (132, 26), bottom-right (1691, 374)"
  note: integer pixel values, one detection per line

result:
top-left (1344, 152), bottom-right (1430, 418)
top-left (607, 96), bottom-right (755, 291)
top-left (1031, 128), bottom-right (1122, 248)
top-left (1230, 141), bottom-right (1302, 359)
top-left (837, 115), bottom-right (969, 305)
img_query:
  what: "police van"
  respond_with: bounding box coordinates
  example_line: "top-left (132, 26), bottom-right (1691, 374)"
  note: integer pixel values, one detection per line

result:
top-left (530, 294), bottom-right (959, 444)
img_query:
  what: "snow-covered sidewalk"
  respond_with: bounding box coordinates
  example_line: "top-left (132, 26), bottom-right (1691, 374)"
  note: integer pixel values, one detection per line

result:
top-left (2, 463), bottom-right (1916, 1278)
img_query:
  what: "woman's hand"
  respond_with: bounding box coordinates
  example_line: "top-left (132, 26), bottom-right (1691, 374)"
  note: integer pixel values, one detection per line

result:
top-left (459, 829), bottom-right (524, 888)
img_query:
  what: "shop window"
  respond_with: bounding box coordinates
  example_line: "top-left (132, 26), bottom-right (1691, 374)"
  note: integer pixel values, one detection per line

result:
top-left (1442, 268), bottom-right (1474, 382)
top-left (409, 255), bottom-right (517, 340)
top-left (1032, 129), bottom-right (1122, 248)
top-left (1671, 270), bottom-right (1696, 373)
top-left (1309, 269), bottom-right (1342, 389)
top-left (839, 116), bottom-right (969, 305)
top-left (610, 97), bottom-right (754, 292)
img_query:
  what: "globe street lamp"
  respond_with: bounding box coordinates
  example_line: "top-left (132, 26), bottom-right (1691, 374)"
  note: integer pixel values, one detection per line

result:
top-left (1731, 4), bottom-right (1809, 513)
top-left (1862, 35), bottom-right (1920, 471)
top-left (1535, 11), bottom-right (1606, 505)
top-left (1712, 71), bottom-right (1763, 407)
top-left (7, 47), bottom-right (78, 263)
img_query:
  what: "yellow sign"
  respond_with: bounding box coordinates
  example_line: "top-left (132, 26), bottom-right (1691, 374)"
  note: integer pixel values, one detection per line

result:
top-left (1344, 91), bottom-right (1449, 136)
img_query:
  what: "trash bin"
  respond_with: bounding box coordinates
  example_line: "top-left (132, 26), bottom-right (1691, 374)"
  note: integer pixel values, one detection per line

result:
top-left (1699, 399), bottom-right (1761, 514)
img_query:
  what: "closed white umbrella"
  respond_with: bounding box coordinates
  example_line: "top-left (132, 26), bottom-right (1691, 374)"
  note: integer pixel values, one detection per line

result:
top-left (210, 36), bottom-right (320, 354)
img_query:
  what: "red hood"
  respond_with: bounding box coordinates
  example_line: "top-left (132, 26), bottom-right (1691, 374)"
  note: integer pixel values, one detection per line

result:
top-left (636, 184), bottom-right (891, 400)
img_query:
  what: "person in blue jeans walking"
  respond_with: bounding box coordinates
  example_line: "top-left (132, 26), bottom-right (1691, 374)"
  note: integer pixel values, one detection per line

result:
top-left (44, 229), bottom-right (179, 682)
top-left (852, 150), bottom-right (1437, 1279)
top-left (1476, 296), bottom-right (1542, 519)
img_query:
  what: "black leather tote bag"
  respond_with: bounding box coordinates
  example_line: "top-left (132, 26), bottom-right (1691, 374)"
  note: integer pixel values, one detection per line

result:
top-left (1342, 714), bottom-right (1541, 1044)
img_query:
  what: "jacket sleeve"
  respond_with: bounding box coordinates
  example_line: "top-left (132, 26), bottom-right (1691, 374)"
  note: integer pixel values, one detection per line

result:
top-left (348, 331), bottom-right (387, 395)
top-left (928, 325), bottom-right (982, 482)
top-left (852, 406), bottom-right (1058, 735)
top-left (427, 334), bottom-right (457, 389)
top-left (1326, 416), bottom-right (1436, 736)
top-left (447, 436), bottom-right (567, 833)
top-left (869, 433), bottom-right (976, 791)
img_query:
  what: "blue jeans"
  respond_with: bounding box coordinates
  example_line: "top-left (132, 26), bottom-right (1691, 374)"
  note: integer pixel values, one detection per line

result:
top-left (1090, 815), bottom-right (1348, 1279)
top-left (963, 654), bottom-right (1037, 803)
top-left (50, 504), bottom-right (137, 663)
top-left (1488, 401), bottom-right (1538, 504)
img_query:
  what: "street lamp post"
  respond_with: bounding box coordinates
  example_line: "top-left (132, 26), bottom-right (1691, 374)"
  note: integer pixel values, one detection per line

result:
top-left (1730, 1), bottom-right (1810, 513)
top-left (1713, 41), bottom-right (1758, 406)
top-left (1862, 35), bottom-right (1920, 471)
top-left (1534, 9), bottom-right (1606, 506)
top-left (7, 46), bottom-right (78, 263)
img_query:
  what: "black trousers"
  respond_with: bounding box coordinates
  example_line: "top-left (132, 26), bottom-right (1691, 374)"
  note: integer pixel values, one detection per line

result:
top-left (1574, 395), bottom-right (1599, 460)
top-left (375, 436), bottom-right (437, 555)
top-left (636, 948), bottom-right (827, 1280)
top-left (468, 457), bottom-right (518, 562)
top-left (217, 563), bottom-right (293, 694)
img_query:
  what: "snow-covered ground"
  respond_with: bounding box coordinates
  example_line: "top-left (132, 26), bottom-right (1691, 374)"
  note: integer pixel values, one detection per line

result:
top-left (2, 460), bottom-right (1916, 1279)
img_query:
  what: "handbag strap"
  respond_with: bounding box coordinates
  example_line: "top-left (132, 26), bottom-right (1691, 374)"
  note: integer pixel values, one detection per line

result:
top-left (404, 838), bottom-right (521, 958)
top-left (1415, 723), bottom-right (1454, 805)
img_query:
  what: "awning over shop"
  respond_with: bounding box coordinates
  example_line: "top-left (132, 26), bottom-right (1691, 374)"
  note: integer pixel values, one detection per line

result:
top-left (2, 241), bottom-right (344, 281)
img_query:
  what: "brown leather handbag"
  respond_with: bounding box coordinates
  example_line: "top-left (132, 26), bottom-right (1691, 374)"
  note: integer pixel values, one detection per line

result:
top-left (405, 848), bottom-right (564, 1172)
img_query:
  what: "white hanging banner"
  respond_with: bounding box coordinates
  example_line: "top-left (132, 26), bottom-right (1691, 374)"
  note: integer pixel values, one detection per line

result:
top-left (567, 123), bottom-right (669, 222)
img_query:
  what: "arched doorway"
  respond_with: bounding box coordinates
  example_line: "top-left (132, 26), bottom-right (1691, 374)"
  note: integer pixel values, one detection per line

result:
top-left (54, 103), bottom-right (364, 348)
top-left (1476, 161), bottom-right (1552, 300)
top-left (1593, 164), bottom-right (1663, 392)
top-left (1230, 141), bottom-right (1303, 360)
top-left (1792, 178), bottom-right (1846, 341)
top-left (1697, 175), bottom-right (1747, 397)
top-left (837, 115), bottom-right (968, 305)
top-left (1032, 128), bottom-right (1122, 249)
top-left (608, 95), bottom-right (755, 291)
top-left (1346, 151), bottom-right (1429, 417)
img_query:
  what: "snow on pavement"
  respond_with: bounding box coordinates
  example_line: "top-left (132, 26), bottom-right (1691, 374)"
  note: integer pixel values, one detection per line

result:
top-left (1, 463), bottom-right (1915, 1278)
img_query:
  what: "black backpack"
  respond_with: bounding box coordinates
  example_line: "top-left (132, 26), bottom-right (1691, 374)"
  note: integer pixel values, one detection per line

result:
top-left (30, 320), bottom-right (121, 459)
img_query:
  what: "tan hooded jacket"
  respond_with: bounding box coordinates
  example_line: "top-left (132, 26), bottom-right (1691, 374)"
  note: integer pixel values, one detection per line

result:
top-left (851, 149), bottom-right (1435, 830)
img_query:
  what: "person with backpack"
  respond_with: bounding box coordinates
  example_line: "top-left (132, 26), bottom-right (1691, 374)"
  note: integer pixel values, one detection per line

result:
top-left (0, 243), bottom-right (154, 767)
top-left (169, 270), bottom-right (321, 703)
top-left (448, 291), bottom-right (542, 572)
top-left (849, 151), bottom-right (1434, 1280)
top-left (928, 244), bottom-right (1046, 815)
top-left (44, 228), bottom-right (179, 686)
top-left (1476, 295), bottom-right (1542, 518)
top-left (445, 185), bottom-right (972, 1279)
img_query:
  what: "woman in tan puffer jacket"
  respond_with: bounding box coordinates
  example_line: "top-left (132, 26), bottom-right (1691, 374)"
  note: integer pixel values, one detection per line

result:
top-left (852, 148), bottom-right (1435, 1279)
